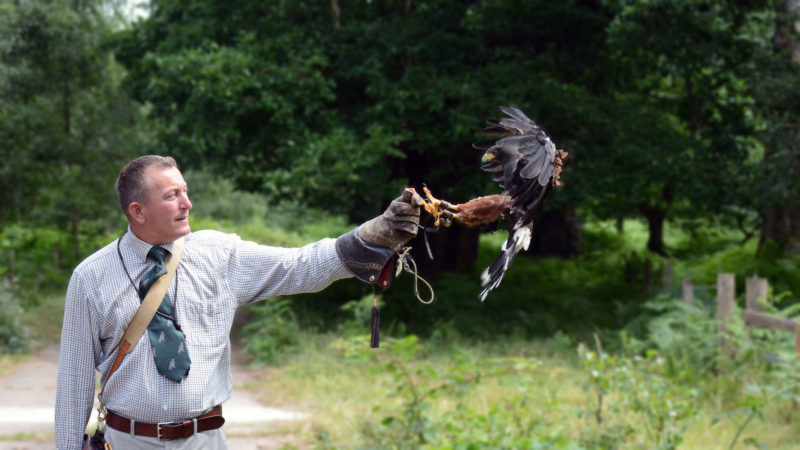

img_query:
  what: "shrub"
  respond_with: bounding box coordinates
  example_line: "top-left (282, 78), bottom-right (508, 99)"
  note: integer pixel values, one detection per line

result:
top-left (0, 280), bottom-right (29, 354)
top-left (578, 340), bottom-right (698, 449)
top-left (241, 297), bottom-right (301, 365)
top-left (342, 335), bottom-right (578, 448)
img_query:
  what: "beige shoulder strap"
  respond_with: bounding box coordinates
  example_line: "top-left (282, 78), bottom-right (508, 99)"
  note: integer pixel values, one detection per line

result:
top-left (120, 236), bottom-right (185, 352)
top-left (99, 236), bottom-right (185, 398)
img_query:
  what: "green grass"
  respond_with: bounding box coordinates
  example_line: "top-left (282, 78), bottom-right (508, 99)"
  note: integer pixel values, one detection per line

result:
top-left (240, 331), bottom-right (800, 449)
top-left (243, 333), bottom-right (583, 447)
top-left (0, 353), bottom-right (26, 378)
top-left (0, 431), bottom-right (53, 442)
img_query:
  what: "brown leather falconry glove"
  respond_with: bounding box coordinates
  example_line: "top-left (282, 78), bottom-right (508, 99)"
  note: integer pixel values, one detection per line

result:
top-left (357, 189), bottom-right (425, 252)
top-left (336, 189), bottom-right (425, 285)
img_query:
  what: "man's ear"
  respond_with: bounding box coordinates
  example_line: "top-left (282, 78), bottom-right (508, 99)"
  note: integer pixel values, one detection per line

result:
top-left (128, 202), bottom-right (146, 225)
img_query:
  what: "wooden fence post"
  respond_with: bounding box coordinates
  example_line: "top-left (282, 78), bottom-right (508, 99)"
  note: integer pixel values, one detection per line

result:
top-left (662, 260), bottom-right (673, 288)
top-left (682, 278), bottom-right (694, 306)
top-left (717, 273), bottom-right (736, 362)
top-left (795, 322), bottom-right (800, 361)
top-left (746, 277), bottom-right (768, 313)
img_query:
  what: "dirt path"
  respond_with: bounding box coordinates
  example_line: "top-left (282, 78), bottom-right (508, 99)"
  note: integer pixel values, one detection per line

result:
top-left (0, 339), bottom-right (308, 449)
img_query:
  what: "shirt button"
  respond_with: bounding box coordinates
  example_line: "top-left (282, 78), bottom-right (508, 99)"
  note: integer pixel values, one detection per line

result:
top-left (163, 405), bottom-right (169, 411)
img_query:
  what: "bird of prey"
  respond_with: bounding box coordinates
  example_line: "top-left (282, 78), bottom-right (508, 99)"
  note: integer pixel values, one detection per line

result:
top-left (420, 106), bottom-right (567, 301)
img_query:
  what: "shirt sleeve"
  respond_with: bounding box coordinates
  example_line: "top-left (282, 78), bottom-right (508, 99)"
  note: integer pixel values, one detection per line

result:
top-left (225, 236), bottom-right (353, 305)
top-left (55, 270), bottom-right (101, 450)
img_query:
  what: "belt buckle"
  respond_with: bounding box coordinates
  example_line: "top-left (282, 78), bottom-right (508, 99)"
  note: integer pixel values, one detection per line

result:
top-left (156, 418), bottom-right (198, 440)
top-left (156, 421), bottom-right (174, 440)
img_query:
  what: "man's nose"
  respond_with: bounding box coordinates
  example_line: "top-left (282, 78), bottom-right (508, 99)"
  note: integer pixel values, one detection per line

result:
top-left (180, 193), bottom-right (192, 211)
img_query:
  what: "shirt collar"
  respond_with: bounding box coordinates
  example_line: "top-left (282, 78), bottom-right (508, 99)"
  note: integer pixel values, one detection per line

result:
top-left (123, 226), bottom-right (175, 263)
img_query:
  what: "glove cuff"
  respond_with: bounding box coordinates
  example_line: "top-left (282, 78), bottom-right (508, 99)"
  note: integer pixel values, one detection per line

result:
top-left (336, 229), bottom-right (395, 285)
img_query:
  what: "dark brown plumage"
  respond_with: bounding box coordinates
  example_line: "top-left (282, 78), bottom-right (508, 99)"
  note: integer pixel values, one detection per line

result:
top-left (422, 106), bottom-right (567, 300)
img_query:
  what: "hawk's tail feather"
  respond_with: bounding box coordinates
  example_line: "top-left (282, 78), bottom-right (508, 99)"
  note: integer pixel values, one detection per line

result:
top-left (479, 226), bottom-right (531, 301)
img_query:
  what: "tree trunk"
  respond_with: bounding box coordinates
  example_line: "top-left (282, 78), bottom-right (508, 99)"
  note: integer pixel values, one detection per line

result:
top-left (71, 214), bottom-right (80, 259)
top-left (759, 0), bottom-right (800, 256)
top-left (759, 206), bottom-right (800, 254)
top-left (329, 0), bottom-right (340, 30)
top-left (410, 224), bottom-right (479, 280)
top-left (640, 205), bottom-right (667, 256)
top-left (530, 205), bottom-right (582, 257)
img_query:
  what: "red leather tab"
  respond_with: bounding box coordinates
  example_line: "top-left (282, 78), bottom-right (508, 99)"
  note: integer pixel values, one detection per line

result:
top-left (377, 259), bottom-right (394, 288)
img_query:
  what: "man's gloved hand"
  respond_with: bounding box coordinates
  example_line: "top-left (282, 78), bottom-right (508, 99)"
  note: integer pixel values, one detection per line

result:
top-left (357, 189), bottom-right (426, 252)
top-left (336, 188), bottom-right (425, 285)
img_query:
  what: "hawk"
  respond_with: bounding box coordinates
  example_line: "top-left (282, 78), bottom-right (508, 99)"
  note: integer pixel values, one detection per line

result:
top-left (421, 106), bottom-right (567, 301)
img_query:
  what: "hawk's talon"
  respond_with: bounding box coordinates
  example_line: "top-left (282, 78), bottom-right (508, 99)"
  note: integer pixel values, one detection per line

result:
top-left (421, 186), bottom-right (458, 228)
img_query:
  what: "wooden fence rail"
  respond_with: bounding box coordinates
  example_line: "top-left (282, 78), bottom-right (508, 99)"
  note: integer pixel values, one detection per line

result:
top-left (683, 274), bottom-right (800, 358)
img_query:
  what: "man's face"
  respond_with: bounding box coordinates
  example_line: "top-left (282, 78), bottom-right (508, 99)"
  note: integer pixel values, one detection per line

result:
top-left (138, 166), bottom-right (192, 244)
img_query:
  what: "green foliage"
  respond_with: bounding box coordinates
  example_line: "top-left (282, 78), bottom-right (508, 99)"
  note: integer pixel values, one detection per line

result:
top-left (616, 288), bottom-right (800, 447)
top-left (380, 228), bottom-right (653, 341)
top-left (0, 280), bottom-right (28, 354)
top-left (331, 334), bottom-right (578, 449)
top-left (113, 0), bottom-right (411, 215)
top-left (0, 0), bottom-right (146, 251)
top-left (338, 294), bottom-right (379, 338)
top-left (674, 238), bottom-right (800, 306)
top-left (634, 296), bottom-right (720, 378)
top-left (578, 340), bottom-right (698, 449)
top-left (429, 400), bottom-right (584, 449)
top-left (240, 297), bottom-right (301, 366)
top-left (183, 170), bottom-right (269, 224)
top-left (184, 170), bottom-right (352, 247)
top-left (0, 222), bottom-right (123, 291)
top-left (712, 384), bottom-right (770, 450)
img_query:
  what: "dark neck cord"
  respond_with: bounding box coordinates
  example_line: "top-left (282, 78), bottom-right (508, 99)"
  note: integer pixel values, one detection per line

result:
top-left (117, 231), bottom-right (180, 321)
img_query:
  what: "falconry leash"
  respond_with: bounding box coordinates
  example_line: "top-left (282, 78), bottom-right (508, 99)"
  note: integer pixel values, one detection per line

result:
top-left (369, 245), bottom-right (435, 348)
top-left (396, 247), bottom-right (434, 305)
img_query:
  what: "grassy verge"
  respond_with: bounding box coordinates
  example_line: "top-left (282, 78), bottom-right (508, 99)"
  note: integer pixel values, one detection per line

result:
top-left (241, 331), bottom-right (800, 449)
top-left (244, 333), bottom-right (583, 447)
top-left (0, 353), bottom-right (27, 378)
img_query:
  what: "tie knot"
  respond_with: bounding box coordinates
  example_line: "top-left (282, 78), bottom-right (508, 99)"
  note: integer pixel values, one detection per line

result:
top-left (148, 246), bottom-right (169, 263)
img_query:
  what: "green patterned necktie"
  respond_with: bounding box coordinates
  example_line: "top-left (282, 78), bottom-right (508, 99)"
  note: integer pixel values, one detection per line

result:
top-left (138, 246), bottom-right (191, 382)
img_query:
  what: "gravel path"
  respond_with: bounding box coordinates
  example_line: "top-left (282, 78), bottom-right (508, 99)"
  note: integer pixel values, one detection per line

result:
top-left (0, 341), bottom-right (308, 449)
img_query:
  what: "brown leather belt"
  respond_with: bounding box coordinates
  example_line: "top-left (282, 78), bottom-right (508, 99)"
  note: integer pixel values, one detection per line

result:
top-left (106, 406), bottom-right (225, 440)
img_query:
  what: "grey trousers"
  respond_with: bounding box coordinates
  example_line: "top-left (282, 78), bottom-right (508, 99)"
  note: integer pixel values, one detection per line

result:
top-left (105, 424), bottom-right (227, 449)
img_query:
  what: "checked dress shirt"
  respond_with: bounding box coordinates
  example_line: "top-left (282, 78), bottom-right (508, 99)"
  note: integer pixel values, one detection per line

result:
top-left (55, 227), bottom-right (352, 449)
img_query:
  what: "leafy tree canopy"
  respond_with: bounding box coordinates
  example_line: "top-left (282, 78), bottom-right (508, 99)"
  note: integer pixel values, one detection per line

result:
top-left (104, 0), bottom-right (800, 255)
top-left (0, 0), bottom-right (147, 255)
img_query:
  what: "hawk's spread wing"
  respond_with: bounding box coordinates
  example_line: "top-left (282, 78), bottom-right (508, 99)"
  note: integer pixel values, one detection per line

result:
top-left (474, 106), bottom-right (566, 301)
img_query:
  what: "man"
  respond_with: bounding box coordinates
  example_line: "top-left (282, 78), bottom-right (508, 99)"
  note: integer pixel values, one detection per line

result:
top-left (56, 155), bottom-right (422, 449)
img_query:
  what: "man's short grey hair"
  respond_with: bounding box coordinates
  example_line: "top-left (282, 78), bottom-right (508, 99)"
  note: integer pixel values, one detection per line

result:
top-left (116, 155), bottom-right (178, 218)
